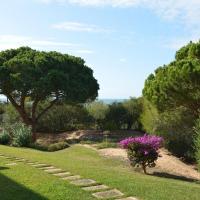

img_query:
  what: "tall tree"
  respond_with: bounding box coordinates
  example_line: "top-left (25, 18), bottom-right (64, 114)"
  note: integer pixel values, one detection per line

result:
top-left (0, 47), bottom-right (99, 139)
top-left (143, 41), bottom-right (200, 116)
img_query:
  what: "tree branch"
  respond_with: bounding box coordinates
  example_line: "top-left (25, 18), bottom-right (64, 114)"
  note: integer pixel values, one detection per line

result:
top-left (6, 93), bottom-right (32, 125)
top-left (36, 98), bottom-right (58, 122)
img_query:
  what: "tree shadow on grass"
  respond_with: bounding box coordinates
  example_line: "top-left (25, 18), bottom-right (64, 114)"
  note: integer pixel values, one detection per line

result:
top-left (151, 172), bottom-right (200, 184)
top-left (0, 168), bottom-right (48, 200)
top-left (0, 166), bottom-right (9, 170)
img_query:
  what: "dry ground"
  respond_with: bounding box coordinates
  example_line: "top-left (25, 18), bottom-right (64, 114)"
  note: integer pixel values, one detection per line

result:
top-left (37, 130), bottom-right (200, 182)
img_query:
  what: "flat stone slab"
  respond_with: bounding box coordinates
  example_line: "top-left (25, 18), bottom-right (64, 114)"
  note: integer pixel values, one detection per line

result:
top-left (61, 175), bottom-right (81, 181)
top-left (27, 162), bottom-right (38, 165)
top-left (15, 159), bottom-right (26, 162)
top-left (117, 197), bottom-right (139, 200)
top-left (40, 166), bottom-right (55, 170)
top-left (92, 189), bottom-right (124, 199)
top-left (4, 156), bottom-right (11, 159)
top-left (44, 168), bottom-right (63, 173)
top-left (53, 172), bottom-right (71, 177)
top-left (71, 179), bottom-right (97, 186)
top-left (32, 164), bottom-right (49, 168)
top-left (6, 163), bottom-right (18, 166)
top-left (83, 185), bottom-right (109, 191)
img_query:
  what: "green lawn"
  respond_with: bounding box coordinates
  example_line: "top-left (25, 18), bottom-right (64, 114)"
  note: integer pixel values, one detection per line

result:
top-left (0, 144), bottom-right (200, 200)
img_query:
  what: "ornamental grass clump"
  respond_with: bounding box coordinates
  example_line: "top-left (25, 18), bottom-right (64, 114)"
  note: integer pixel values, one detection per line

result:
top-left (120, 134), bottom-right (163, 174)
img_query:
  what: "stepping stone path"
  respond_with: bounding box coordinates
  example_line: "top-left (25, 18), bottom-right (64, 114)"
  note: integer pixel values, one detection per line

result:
top-left (32, 164), bottom-right (50, 168)
top-left (6, 163), bottom-right (18, 166)
top-left (83, 185), bottom-right (109, 191)
top-left (0, 153), bottom-right (139, 200)
top-left (71, 179), bottom-right (97, 186)
top-left (117, 197), bottom-right (139, 200)
top-left (53, 172), bottom-right (71, 177)
top-left (61, 175), bottom-right (81, 181)
top-left (44, 168), bottom-right (63, 173)
top-left (92, 189), bottom-right (124, 199)
top-left (40, 166), bottom-right (55, 170)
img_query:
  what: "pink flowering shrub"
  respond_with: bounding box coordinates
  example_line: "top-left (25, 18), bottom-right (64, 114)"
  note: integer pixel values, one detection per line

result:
top-left (120, 134), bottom-right (163, 174)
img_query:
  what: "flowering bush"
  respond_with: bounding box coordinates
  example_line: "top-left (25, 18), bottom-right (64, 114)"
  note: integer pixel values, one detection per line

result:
top-left (120, 134), bottom-right (163, 174)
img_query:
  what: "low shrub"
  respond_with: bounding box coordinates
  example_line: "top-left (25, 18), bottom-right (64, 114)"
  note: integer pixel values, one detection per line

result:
top-left (47, 142), bottom-right (70, 152)
top-left (0, 129), bottom-right (11, 145)
top-left (2, 104), bottom-right (21, 126)
top-left (120, 134), bottom-right (163, 174)
top-left (37, 103), bottom-right (93, 133)
top-left (29, 143), bottom-right (49, 151)
top-left (12, 123), bottom-right (32, 147)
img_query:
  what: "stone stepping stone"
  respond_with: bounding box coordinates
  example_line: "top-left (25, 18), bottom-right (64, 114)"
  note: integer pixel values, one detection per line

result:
top-left (92, 189), bottom-right (124, 199)
top-left (71, 179), bottom-right (97, 187)
top-left (61, 175), bottom-right (81, 181)
top-left (40, 166), bottom-right (55, 170)
top-left (53, 172), bottom-right (71, 177)
top-left (4, 156), bottom-right (11, 159)
top-left (27, 162), bottom-right (38, 165)
top-left (6, 157), bottom-right (15, 160)
top-left (44, 168), bottom-right (63, 173)
top-left (15, 158), bottom-right (26, 162)
top-left (117, 197), bottom-right (139, 200)
top-left (5, 163), bottom-right (18, 166)
top-left (83, 185), bottom-right (109, 191)
top-left (32, 164), bottom-right (49, 168)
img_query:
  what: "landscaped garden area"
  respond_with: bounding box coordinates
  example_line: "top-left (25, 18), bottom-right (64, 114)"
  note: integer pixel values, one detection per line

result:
top-left (0, 41), bottom-right (200, 200)
top-left (1, 144), bottom-right (200, 200)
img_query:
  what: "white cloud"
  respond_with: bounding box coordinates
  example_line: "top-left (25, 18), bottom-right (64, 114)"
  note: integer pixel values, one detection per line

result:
top-left (0, 35), bottom-right (93, 54)
top-left (52, 21), bottom-right (112, 33)
top-left (39, 0), bottom-right (200, 27)
top-left (0, 35), bottom-right (76, 50)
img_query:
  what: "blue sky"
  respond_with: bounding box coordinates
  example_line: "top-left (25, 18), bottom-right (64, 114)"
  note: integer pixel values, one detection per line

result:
top-left (0, 0), bottom-right (199, 99)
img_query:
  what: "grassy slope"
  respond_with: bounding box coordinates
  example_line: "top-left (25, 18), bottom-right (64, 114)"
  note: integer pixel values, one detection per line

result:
top-left (0, 145), bottom-right (200, 200)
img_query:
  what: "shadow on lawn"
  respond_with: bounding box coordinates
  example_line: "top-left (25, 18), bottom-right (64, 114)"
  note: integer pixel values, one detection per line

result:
top-left (0, 167), bottom-right (48, 200)
top-left (0, 166), bottom-right (9, 170)
top-left (151, 172), bottom-right (200, 184)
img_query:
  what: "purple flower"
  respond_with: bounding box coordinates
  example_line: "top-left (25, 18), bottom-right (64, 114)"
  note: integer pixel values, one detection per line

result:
top-left (119, 134), bottom-right (163, 151)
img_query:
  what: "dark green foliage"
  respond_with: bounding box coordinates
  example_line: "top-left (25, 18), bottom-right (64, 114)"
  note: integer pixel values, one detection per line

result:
top-left (123, 98), bottom-right (143, 130)
top-left (12, 123), bottom-right (32, 147)
top-left (0, 129), bottom-right (11, 145)
top-left (86, 99), bottom-right (142, 131)
top-left (127, 142), bottom-right (158, 174)
top-left (143, 41), bottom-right (200, 116)
top-left (29, 142), bottom-right (48, 151)
top-left (194, 118), bottom-right (200, 170)
top-left (37, 103), bottom-right (93, 133)
top-left (2, 104), bottom-right (21, 126)
top-left (30, 141), bottom-right (70, 152)
top-left (0, 47), bottom-right (99, 137)
top-left (154, 107), bottom-right (196, 161)
top-left (105, 103), bottom-right (128, 130)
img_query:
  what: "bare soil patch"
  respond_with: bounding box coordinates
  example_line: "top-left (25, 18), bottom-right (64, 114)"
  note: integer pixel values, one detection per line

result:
top-left (99, 147), bottom-right (200, 181)
top-left (37, 130), bottom-right (200, 182)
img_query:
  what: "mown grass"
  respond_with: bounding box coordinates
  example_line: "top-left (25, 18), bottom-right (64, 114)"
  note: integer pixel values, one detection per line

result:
top-left (0, 144), bottom-right (200, 200)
